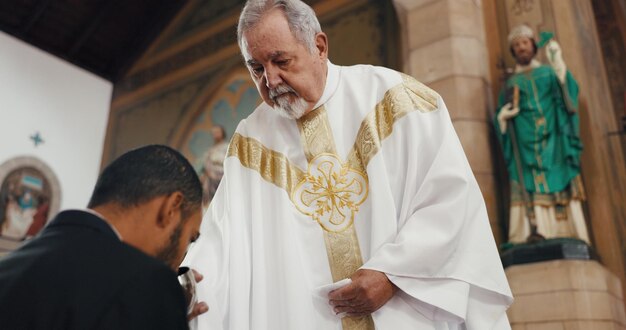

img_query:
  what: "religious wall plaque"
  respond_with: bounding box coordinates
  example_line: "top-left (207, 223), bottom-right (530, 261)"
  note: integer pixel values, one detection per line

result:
top-left (0, 156), bottom-right (61, 255)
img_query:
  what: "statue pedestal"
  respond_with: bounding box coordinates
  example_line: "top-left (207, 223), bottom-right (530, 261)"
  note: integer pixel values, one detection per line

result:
top-left (501, 238), bottom-right (597, 268)
top-left (506, 260), bottom-right (626, 329)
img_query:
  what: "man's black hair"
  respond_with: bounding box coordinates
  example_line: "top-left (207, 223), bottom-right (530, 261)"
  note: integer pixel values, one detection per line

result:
top-left (87, 145), bottom-right (202, 219)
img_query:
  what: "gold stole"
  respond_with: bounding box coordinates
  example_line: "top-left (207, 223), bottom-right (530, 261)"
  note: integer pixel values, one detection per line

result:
top-left (295, 107), bottom-right (374, 329)
top-left (227, 74), bottom-right (438, 330)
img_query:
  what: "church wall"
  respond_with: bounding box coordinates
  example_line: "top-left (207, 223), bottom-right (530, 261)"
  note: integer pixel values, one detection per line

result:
top-left (592, 0), bottom-right (626, 159)
top-left (0, 31), bottom-right (112, 211)
top-left (392, 0), bottom-right (506, 245)
top-left (0, 31), bottom-right (112, 254)
top-left (103, 0), bottom-right (399, 170)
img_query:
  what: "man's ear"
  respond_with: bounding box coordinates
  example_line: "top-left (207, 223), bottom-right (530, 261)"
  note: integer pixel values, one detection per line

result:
top-left (156, 192), bottom-right (184, 229)
top-left (315, 32), bottom-right (328, 60)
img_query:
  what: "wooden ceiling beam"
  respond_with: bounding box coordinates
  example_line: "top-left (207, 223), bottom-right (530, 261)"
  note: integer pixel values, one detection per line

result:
top-left (21, 0), bottom-right (51, 35)
top-left (111, 1), bottom-right (188, 81)
top-left (67, 0), bottom-right (116, 57)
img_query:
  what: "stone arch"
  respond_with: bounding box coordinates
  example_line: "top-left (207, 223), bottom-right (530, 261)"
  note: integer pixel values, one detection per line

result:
top-left (172, 68), bottom-right (261, 169)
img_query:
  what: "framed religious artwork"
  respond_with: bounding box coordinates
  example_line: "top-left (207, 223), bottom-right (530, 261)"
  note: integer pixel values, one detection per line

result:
top-left (0, 156), bottom-right (61, 256)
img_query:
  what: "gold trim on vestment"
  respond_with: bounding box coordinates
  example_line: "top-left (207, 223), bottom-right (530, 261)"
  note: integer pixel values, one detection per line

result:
top-left (297, 106), bottom-right (336, 161)
top-left (295, 107), bottom-right (374, 330)
top-left (530, 78), bottom-right (551, 193)
top-left (291, 106), bottom-right (369, 281)
top-left (291, 153), bottom-right (368, 233)
top-left (227, 133), bottom-right (304, 195)
top-left (346, 74), bottom-right (437, 172)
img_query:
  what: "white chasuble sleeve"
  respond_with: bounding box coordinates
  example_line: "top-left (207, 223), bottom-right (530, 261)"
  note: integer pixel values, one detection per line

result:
top-left (183, 177), bottom-right (230, 330)
top-left (183, 134), bottom-right (261, 330)
top-left (361, 96), bottom-right (513, 329)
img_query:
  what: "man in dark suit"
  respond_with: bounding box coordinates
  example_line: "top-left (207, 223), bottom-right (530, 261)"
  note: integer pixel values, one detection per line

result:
top-left (0, 145), bottom-right (208, 330)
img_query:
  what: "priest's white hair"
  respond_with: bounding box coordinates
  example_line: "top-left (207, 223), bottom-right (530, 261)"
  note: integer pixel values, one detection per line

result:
top-left (237, 0), bottom-right (322, 54)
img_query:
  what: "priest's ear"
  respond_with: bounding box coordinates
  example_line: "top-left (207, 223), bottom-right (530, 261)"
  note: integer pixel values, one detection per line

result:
top-left (156, 191), bottom-right (185, 229)
top-left (314, 32), bottom-right (328, 60)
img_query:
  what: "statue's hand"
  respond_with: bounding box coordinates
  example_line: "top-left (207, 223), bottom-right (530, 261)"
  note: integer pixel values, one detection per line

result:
top-left (546, 40), bottom-right (566, 83)
top-left (497, 103), bottom-right (520, 134)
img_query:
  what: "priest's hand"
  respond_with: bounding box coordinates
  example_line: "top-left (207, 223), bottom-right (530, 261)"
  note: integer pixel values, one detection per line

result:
top-left (328, 269), bottom-right (398, 317)
top-left (187, 269), bottom-right (209, 320)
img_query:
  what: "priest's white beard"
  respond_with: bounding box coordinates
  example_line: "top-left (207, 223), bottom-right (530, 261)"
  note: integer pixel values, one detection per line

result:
top-left (269, 84), bottom-right (308, 119)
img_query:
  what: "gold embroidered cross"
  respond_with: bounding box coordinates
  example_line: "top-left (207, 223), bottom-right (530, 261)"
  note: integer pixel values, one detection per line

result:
top-left (291, 154), bottom-right (368, 233)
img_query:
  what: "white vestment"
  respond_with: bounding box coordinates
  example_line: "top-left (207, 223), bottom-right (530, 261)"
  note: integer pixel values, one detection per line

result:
top-left (183, 62), bottom-right (513, 330)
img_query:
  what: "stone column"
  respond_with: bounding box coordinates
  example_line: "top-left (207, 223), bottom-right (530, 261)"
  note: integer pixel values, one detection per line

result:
top-left (392, 0), bottom-right (504, 244)
top-left (547, 0), bottom-right (626, 300)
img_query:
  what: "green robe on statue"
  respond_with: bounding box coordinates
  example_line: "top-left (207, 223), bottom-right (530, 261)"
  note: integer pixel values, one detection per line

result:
top-left (495, 64), bottom-right (588, 243)
top-left (496, 65), bottom-right (583, 204)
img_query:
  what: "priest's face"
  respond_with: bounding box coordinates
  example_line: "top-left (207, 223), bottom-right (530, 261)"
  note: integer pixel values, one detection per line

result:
top-left (241, 9), bottom-right (328, 119)
top-left (511, 36), bottom-right (536, 65)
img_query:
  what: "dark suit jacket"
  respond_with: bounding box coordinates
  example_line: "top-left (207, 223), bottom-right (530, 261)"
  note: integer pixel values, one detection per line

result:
top-left (0, 210), bottom-right (189, 330)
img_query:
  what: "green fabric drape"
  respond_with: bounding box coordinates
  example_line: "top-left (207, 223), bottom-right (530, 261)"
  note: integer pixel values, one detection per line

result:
top-left (495, 65), bottom-right (582, 201)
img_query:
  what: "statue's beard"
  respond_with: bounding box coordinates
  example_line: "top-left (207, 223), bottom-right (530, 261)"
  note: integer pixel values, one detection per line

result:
top-left (515, 51), bottom-right (534, 66)
top-left (269, 84), bottom-right (309, 120)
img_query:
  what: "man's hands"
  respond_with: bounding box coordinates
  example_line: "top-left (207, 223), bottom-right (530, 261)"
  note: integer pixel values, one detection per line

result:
top-left (188, 269), bottom-right (209, 320)
top-left (328, 269), bottom-right (398, 317)
top-left (497, 102), bottom-right (520, 134)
